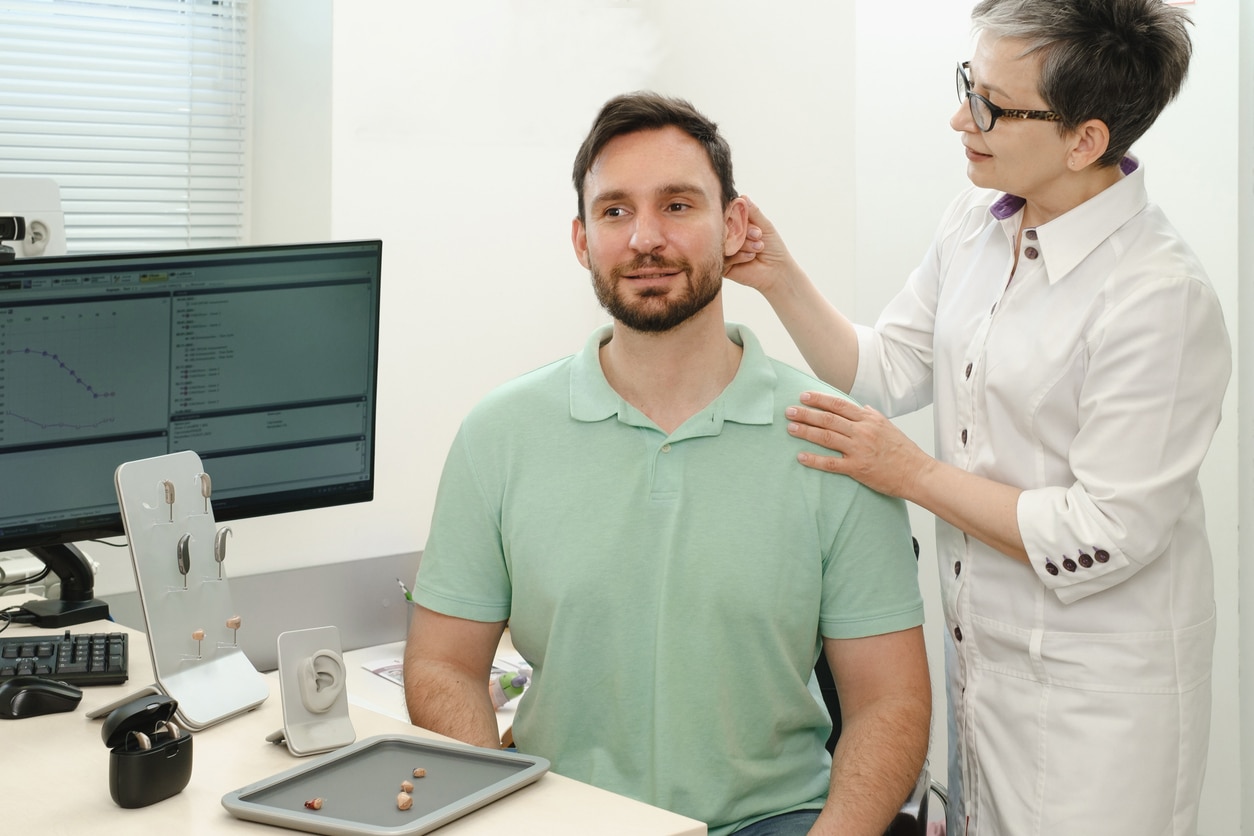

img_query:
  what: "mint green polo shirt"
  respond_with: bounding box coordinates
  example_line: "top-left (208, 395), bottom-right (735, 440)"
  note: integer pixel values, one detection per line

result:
top-left (415, 323), bottom-right (923, 835)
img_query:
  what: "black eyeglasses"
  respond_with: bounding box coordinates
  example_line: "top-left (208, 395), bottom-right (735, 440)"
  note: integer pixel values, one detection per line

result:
top-left (956, 62), bottom-right (1062, 132)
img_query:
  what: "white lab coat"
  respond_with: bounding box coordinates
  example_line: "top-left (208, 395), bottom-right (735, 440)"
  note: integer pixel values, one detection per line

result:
top-left (851, 159), bottom-right (1231, 836)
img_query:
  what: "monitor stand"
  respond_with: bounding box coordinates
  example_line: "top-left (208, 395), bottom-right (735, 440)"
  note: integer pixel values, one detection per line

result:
top-left (21, 543), bottom-right (111, 628)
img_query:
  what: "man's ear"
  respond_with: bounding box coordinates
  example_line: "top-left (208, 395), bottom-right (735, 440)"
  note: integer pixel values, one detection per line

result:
top-left (571, 216), bottom-right (591, 269)
top-left (723, 196), bottom-right (749, 257)
top-left (1067, 118), bottom-right (1110, 171)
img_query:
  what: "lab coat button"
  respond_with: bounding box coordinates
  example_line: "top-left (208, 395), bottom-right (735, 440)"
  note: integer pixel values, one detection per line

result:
top-left (1025, 228), bottom-right (1038, 240)
top-left (954, 561), bottom-right (962, 576)
top-left (1062, 558), bottom-right (1077, 572)
top-left (964, 362), bottom-right (973, 379)
top-left (1024, 246), bottom-right (1039, 259)
top-left (1094, 549), bottom-right (1110, 563)
top-left (1078, 552), bottom-right (1093, 568)
top-left (1045, 561), bottom-right (1059, 576)
top-left (954, 627), bottom-right (963, 642)
top-left (960, 429), bottom-right (968, 445)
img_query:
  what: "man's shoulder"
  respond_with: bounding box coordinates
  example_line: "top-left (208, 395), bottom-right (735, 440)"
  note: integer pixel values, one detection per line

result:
top-left (466, 355), bottom-right (574, 423)
top-left (763, 354), bottom-right (858, 405)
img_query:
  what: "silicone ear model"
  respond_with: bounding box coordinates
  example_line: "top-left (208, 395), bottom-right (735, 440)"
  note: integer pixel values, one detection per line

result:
top-left (298, 650), bottom-right (345, 714)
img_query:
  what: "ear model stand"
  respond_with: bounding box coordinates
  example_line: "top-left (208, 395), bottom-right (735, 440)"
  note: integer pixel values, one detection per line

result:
top-left (88, 451), bottom-right (268, 731)
top-left (267, 626), bottom-right (356, 756)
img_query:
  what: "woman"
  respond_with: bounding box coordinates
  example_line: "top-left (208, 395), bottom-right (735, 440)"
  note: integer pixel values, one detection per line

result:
top-left (726, 1), bottom-right (1230, 834)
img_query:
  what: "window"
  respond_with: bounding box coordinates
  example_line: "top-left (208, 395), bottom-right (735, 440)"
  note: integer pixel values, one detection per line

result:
top-left (0, 0), bottom-right (249, 253)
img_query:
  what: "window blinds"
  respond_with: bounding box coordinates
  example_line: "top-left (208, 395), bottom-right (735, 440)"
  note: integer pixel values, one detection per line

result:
top-left (0, 0), bottom-right (248, 253)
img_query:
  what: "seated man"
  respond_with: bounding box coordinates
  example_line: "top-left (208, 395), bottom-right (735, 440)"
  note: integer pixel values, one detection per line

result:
top-left (403, 91), bottom-right (931, 836)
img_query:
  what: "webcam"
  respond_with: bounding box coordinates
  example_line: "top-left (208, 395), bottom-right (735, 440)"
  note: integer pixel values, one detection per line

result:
top-left (0, 216), bottom-right (25, 242)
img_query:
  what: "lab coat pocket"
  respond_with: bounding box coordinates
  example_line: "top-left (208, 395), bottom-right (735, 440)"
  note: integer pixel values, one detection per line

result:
top-left (1033, 612), bottom-right (1215, 694)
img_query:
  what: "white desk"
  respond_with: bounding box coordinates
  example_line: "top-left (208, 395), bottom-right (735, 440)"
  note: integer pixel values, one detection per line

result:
top-left (341, 637), bottom-right (519, 738)
top-left (1, 611), bottom-right (705, 836)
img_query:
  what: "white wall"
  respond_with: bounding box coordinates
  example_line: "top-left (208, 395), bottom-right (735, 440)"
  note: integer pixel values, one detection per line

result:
top-left (1238, 1), bottom-right (1254, 831)
top-left (105, 0), bottom-right (1242, 830)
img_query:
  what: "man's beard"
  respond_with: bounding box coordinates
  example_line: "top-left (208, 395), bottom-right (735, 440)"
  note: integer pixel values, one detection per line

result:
top-left (591, 251), bottom-right (723, 333)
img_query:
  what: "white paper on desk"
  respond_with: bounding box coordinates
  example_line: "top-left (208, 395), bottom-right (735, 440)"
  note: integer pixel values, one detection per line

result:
top-left (362, 650), bottom-right (530, 688)
top-left (362, 657), bottom-right (405, 686)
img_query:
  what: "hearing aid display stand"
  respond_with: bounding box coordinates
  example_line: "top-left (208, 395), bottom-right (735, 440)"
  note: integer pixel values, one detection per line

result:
top-left (92, 450), bottom-right (269, 731)
top-left (268, 626), bottom-right (357, 756)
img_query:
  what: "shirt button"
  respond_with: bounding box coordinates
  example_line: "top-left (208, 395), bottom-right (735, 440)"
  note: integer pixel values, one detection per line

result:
top-left (964, 362), bottom-right (973, 379)
top-left (954, 561), bottom-right (962, 576)
top-left (1094, 549), bottom-right (1110, 563)
top-left (660, 443), bottom-right (672, 453)
top-left (1078, 552), bottom-right (1093, 568)
top-left (1045, 561), bottom-right (1059, 576)
top-left (1025, 228), bottom-right (1038, 240)
top-left (1024, 246), bottom-right (1039, 259)
top-left (960, 429), bottom-right (968, 445)
top-left (954, 627), bottom-right (963, 642)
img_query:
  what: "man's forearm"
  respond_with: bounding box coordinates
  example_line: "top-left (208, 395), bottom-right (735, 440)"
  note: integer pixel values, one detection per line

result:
top-left (811, 693), bottom-right (931, 836)
top-left (404, 659), bottom-right (502, 749)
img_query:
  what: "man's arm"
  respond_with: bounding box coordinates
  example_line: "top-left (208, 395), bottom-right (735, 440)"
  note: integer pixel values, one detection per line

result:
top-left (812, 626), bottom-right (931, 836)
top-left (403, 604), bottom-right (507, 749)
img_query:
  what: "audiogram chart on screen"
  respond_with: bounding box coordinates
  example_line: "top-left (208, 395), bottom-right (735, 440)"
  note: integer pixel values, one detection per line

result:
top-left (0, 298), bottom-right (170, 448)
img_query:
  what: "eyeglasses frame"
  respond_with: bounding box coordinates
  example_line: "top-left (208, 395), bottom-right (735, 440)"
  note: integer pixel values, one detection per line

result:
top-left (956, 62), bottom-right (1063, 132)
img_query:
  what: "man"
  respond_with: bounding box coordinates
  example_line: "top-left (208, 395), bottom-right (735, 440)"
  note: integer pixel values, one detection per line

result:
top-left (404, 92), bottom-right (931, 836)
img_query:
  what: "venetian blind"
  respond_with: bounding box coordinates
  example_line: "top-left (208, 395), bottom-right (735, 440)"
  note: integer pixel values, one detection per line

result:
top-left (0, 0), bottom-right (248, 253)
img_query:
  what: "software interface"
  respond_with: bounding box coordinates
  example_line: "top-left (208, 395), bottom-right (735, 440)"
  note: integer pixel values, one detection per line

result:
top-left (0, 242), bottom-right (381, 545)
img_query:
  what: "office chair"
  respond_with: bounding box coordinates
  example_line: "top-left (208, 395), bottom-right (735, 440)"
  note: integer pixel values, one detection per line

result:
top-left (813, 537), bottom-right (946, 836)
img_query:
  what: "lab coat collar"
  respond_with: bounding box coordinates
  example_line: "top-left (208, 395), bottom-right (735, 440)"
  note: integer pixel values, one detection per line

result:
top-left (991, 155), bottom-right (1148, 286)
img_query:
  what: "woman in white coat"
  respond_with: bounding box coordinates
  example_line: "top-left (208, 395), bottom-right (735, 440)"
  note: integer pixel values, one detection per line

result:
top-left (726, 1), bottom-right (1230, 834)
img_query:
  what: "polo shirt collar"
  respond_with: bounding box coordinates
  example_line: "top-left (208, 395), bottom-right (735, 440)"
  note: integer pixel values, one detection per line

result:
top-left (989, 155), bottom-right (1146, 285)
top-left (570, 322), bottom-right (777, 434)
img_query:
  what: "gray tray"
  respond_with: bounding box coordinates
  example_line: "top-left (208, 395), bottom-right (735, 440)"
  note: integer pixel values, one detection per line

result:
top-left (221, 734), bottom-right (550, 835)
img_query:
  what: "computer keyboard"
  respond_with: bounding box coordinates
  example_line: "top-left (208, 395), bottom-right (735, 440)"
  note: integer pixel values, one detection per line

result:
top-left (0, 630), bottom-right (128, 686)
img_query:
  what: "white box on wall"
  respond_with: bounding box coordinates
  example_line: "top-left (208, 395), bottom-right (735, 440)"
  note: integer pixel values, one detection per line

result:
top-left (0, 176), bottom-right (67, 257)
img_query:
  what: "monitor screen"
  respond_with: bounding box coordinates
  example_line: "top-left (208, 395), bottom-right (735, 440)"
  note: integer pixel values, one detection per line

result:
top-left (0, 240), bottom-right (382, 623)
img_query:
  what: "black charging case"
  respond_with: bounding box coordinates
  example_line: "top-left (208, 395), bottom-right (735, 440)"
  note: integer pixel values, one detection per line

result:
top-left (101, 694), bottom-right (193, 808)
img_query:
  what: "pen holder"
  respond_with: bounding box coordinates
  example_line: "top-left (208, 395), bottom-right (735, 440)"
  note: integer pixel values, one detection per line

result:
top-left (101, 694), bottom-right (193, 808)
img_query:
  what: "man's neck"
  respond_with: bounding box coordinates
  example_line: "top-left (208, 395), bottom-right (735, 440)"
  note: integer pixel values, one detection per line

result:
top-left (598, 304), bottom-right (742, 435)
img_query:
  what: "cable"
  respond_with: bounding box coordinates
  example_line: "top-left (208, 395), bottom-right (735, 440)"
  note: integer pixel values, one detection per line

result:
top-left (0, 564), bottom-right (50, 592)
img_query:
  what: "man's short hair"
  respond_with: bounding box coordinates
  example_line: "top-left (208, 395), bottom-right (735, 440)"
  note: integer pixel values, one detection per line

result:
top-left (971, 0), bottom-right (1192, 167)
top-left (572, 91), bottom-right (737, 221)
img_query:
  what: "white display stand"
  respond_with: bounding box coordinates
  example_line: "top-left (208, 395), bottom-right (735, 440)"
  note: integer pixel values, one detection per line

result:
top-left (267, 625), bottom-right (356, 756)
top-left (103, 450), bottom-right (269, 730)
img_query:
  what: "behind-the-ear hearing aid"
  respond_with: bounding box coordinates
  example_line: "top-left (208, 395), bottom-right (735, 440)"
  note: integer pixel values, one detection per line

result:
top-left (198, 471), bottom-right (212, 513)
top-left (214, 526), bottom-right (232, 578)
top-left (161, 479), bottom-right (176, 522)
top-left (129, 730), bottom-right (152, 751)
top-left (176, 533), bottom-right (192, 588)
top-left (298, 649), bottom-right (346, 714)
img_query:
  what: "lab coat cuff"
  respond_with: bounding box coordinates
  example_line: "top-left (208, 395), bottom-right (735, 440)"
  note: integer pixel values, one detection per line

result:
top-left (1017, 489), bottom-right (1132, 604)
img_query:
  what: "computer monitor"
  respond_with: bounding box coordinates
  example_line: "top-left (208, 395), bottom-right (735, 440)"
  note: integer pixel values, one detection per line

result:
top-left (0, 240), bottom-right (383, 627)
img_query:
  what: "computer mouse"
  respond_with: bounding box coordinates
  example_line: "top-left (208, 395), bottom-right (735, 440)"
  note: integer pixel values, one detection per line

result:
top-left (0, 675), bottom-right (84, 719)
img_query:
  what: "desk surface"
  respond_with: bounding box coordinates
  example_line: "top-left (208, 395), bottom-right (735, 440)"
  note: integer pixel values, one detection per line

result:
top-left (340, 639), bottom-right (519, 738)
top-left (1, 611), bottom-right (704, 836)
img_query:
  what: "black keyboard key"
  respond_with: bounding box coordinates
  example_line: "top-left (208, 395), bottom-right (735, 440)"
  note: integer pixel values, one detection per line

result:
top-left (0, 630), bottom-right (128, 686)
